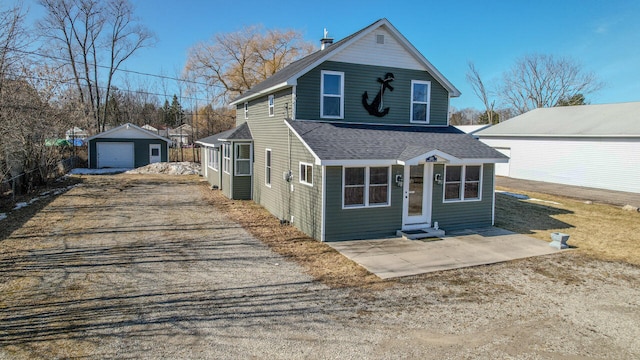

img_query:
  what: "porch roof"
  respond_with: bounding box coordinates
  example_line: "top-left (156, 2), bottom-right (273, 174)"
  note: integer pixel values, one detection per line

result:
top-left (196, 122), bottom-right (253, 147)
top-left (286, 120), bottom-right (508, 165)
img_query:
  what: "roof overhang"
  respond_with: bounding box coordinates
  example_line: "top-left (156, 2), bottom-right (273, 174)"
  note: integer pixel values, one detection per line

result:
top-left (229, 82), bottom-right (293, 106)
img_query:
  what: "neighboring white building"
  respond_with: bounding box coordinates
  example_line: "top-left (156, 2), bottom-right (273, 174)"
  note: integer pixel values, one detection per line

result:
top-left (476, 102), bottom-right (640, 193)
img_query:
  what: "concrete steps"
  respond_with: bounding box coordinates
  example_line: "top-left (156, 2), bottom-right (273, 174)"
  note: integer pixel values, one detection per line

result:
top-left (396, 228), bottom-right (445, 240)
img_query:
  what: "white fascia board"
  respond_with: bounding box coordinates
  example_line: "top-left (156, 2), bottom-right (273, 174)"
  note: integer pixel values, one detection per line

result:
top-left (448, 158), bottom-right (510, 165)
top-left (87, 122), bottom-right (171, 143)
top-left (284, 120), bottom-right (322, 165)
top-left (381, 20), bottom-right (461, 97)
top-left (403, 150), bottom-right (459, 165)
top-left (229, 82), bottom-right (293, 106)
top-left (320, 159), bottom-right (400, 166)
top-left (479, 133), bottom-right (640, 139)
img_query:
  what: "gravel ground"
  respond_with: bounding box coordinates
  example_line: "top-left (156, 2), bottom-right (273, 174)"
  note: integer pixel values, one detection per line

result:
top-left (1, 174), bottom-right (638, 359)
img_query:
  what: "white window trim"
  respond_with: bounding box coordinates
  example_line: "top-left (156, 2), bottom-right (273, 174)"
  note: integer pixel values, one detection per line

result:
top-left (299, 162), bottom-right (313, 187)
top-left (320, 70), bottom-right (344, 119)
top-left (443, 165), bottom-right (483, 203)
top-left (342, 166), bottom-right (391, 209)
top-left (265, 148), bottom-right (272, 187)
top-left (234, 143), bottom-right (252, 176)
top-left (208, 147), bottom-right (219, 172)
top-left (244, 102), bottom-right (249, 119)
top-left (268, 95), bottom-right (275, 117)
top-left (410, 80), bottom-right (431, 124)
top-left (222, 143), bottom-right (231, 174)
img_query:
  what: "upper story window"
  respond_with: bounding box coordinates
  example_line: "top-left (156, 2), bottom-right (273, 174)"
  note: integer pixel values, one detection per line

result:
top-left (268, 95), bottom-right (274, 117)
top-left (235, 143), bottom-right (252, 176)
top-left (444, 165), bottom-right (482, 202)
top-left (410, 80), bottom-right (431, 123)
top-left (244, 102), bottom-right (248, 119)
top-left (321, 70), bottom-right (344, 119)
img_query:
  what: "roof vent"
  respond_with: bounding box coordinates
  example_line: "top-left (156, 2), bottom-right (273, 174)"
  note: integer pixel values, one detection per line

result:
top-left (376, 34), bottom-right (385, 44)
top-left (320, 28), bottom-right (334, 50)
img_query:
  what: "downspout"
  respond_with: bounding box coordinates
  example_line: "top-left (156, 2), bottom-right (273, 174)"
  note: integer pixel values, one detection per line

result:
top-left (492, 164), bottom-right (496, 225)
top-left (288, 127), bottom-right (292, 223)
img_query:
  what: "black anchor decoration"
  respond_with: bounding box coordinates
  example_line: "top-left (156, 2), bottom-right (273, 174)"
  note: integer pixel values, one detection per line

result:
top-left (362, 72), bottom-right (395, 117)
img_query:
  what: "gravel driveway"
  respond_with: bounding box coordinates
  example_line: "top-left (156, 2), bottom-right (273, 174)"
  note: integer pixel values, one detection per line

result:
top-left (1, 174), bottom-right (639, 359)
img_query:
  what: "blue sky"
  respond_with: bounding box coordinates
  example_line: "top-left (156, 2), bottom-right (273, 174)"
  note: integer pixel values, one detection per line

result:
top-left (20, 0), bottom-right (640, 110)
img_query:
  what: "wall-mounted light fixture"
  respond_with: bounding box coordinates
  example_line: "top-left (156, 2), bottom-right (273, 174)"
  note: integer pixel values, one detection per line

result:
top-left (395, 174), bottom-right (403, 187)
top-left (434, 173), bottom-right (443, 185)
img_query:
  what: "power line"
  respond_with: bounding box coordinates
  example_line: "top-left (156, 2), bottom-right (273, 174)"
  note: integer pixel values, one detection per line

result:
top-left (7, 47), bottom-right (217, 89)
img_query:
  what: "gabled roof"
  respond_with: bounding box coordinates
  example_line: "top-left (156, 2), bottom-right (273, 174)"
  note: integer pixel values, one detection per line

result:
top-left (196, 122), bottom-right (253, 146)
top-left (477, 102), bottom-right (640, 138)
top-left (230, 18), bottom-right (460, 106)
top-left (286, 120), bottom-right (507, 165)
top-left (87, 123), bottom-right (171, 143)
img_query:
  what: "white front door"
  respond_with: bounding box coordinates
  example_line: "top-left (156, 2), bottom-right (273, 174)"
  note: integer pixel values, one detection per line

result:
top-left (149, 144), bottom-right (162, 164)
top-left (402, 164), bottom-right (432, 229)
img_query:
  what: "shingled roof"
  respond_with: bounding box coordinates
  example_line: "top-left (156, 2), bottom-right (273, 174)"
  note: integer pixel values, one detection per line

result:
top-left (286, 120), bottom-right (508, 165)
top-left (196, 122), bottom-right (252, 146)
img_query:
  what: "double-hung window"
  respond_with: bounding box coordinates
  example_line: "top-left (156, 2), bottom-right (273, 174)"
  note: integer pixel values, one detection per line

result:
top-left (268, 95), bottom-right (274, 117)
top-left (299, 162), bottom-right (313, 186)
top-left (321, 70), bottom-right (344, 119)
top-left (444, 165), bottom-right (482, 202)
top-left (208, 147), bottom-right (219, 171)
top-left (343, 166), bottom-right (390, 208)
top-left (265, 149), bottom-right (272, 187)
top-left (410, 80), bottom-right (431, 123)
top-left (235, 143), bottom-right (251, 176)
top-left (222, 143), bottom-right (231, 174)
top-left (244, 102), bottom-right (249, 119)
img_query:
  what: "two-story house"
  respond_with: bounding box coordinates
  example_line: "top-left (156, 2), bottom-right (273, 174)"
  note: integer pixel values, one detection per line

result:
top-left (197, 18), bottom-right (507, 242)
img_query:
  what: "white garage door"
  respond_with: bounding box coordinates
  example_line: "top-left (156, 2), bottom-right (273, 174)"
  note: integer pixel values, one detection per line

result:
top-left (97, 142), bottom-right (135, 168)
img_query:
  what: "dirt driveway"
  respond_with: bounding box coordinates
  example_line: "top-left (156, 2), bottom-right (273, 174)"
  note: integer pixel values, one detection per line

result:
top-left (1, 175), bottom-right (639, 359)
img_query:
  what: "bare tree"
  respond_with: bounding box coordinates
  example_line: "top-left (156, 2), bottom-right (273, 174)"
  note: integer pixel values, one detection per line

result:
top-left (466, 62), bottom-right (497, 124)
top-left (499, 54), bottom-right (602, 115)
top-left (184, 25), bottom-right (314, 106)
top-left (38, 0), bottom-right (153, 132)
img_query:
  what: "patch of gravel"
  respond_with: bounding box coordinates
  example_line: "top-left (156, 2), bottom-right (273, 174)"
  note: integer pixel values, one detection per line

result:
top-left (1, 174), bottom-right (638, 359)
top-left (125, 162), bottom-right (200, 175)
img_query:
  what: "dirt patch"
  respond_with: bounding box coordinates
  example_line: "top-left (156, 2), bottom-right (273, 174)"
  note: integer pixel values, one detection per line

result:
top-left (1, 174), bottom-right (639, 359)
top-left (199, 185), bottom-right (387, 290)
top-left (496, 187), bottom-right (640, 265)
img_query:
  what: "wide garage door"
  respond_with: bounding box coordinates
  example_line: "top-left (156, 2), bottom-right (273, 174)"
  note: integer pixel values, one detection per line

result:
top-left (97, 142), bottom-right (134, 168)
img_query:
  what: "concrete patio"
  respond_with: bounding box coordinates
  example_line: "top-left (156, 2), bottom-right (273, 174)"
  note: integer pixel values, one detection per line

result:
top-left (327, 227), bottom-right (562, 279)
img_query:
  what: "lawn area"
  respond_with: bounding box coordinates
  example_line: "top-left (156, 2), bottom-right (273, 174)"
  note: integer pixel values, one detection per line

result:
top-left (495, 187), bottom-right (640, 266)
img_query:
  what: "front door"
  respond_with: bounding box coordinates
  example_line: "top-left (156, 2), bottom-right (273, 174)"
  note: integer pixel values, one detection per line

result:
top-left (149, 144), bottom-right (162, 164)
top-left (403, 164), bottom-right (432, 228)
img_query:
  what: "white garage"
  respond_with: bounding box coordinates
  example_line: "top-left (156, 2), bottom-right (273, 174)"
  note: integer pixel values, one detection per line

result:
top-left (96, 142), bottom-right (135, 168)
top-left (477, 102), bottom-right (640, 193)
top-left (87, 123), bottom-right (171, 169)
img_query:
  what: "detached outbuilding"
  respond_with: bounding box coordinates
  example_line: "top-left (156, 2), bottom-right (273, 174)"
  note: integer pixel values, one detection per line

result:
top-left (477, 102), bottom-right (640, 193)
top-left (87, 123), bottom-right (171, 169)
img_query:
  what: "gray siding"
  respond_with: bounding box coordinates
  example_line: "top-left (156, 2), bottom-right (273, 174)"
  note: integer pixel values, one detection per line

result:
top-left (431, 163), bottom-right (495, 230)
top-left (324, 165), bottom-right (403, 241)
top-left (244, 88), bottom-right (323, 240)
top-left (296, 61), bottom-right (449, 126)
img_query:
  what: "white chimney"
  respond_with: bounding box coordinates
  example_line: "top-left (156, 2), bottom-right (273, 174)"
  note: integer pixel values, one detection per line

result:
top-left (320, 28), bottom-right (333, 50)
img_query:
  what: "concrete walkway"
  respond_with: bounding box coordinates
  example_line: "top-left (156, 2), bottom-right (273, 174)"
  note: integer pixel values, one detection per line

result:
top-left (328, 227), bottom-right (561, 279)
top-left (496, 177), bottom-right (640, 208)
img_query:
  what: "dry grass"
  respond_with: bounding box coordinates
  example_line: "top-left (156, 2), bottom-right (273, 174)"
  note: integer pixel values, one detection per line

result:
top-left (198, 183), bottom-right (389, 289)
top-left (496, 187), bottom-right (640, 266)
